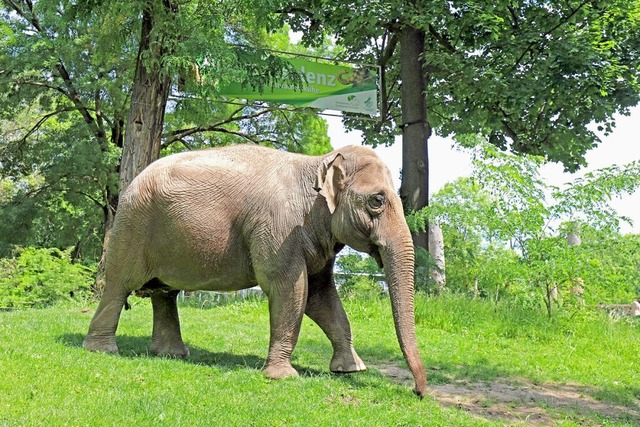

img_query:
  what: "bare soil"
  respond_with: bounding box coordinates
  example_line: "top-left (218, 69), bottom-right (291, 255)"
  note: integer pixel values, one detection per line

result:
top-left (376, 364), bottom-right (640, 426)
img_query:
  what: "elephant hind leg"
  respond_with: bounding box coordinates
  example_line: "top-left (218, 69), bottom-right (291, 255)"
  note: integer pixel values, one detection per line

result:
top-left (150, 289), bottom-right (189, 358)
top-left (83, 284), bottom-right (131, 353)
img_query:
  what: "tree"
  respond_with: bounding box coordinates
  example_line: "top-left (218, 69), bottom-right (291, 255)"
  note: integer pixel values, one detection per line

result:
top-left (0, 1), bottom-right (332, 264)
top-left (119, 0), bottom-right (176, 194)
top-left (573, 229), bottom-right (640, 304)
top-left (1, 0), bottom-right (130, 259)
top-left (280, 0), bottom-right (640, 253)
top-left (427, 223), bottom-right (446, 292)
top-left (398, 23), bottom-right (430, 248)
top-left (417, 140), bottom-right (640, 311)
top-left (0, 247), bottom-right (94, 308)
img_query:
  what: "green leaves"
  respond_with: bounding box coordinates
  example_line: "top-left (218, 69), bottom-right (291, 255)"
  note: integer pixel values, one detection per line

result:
top-left (335, 250), bottom-right (384, 298)
top-left (412, 140), bottom-right (640, 310)
top-left (439, 0), bottom-right (640, 170)
top-left (0, 247), bottom-right (94, 308)
top-left (415, 141), bottom-right (548, 247)
top-left (1, 1), bottom-right (336, 262)
top-left (285, 0), bottom-right (640, 171)
top-left (551, 161), bottom-right (640, 231)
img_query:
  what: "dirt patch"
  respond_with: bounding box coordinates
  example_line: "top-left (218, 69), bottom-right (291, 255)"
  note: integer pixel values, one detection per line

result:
top-left (376, 364), bottom-right (640, 426)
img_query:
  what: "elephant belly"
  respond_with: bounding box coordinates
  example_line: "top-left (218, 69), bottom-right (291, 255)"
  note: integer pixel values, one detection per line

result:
top-left (141, 222), bottom-right (258, 292)
top-left (153, 249), bottom-right (257, 292)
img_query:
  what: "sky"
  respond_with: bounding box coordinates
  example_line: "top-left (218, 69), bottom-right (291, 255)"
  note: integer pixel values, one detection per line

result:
top-left (327, 105), bottom-right (640, 234)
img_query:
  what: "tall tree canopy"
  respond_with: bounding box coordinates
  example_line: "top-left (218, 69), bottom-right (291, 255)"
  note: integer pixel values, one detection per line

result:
top-left (0, 0), bottom-right (331, 260)
top-left (2, 0), bottom-right (639, 263)
top-left (280, 0), bottom-right (640, 248)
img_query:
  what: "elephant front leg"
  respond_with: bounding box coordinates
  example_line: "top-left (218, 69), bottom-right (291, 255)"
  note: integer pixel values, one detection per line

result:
top-left (306, 266), bottom-right (366, 374)
top-left (150, 290), bottom-right (190, 358)
top-left (260, 266), bottom-right (308, 379)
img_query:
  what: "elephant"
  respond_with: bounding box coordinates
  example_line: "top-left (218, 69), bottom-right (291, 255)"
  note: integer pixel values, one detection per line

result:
top-left (83, 144), bottom-right (427, 397)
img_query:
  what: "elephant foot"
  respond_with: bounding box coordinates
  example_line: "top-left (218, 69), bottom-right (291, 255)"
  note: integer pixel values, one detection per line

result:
top-left (330, 348), bottom-right (367, 373)
top-left (83, 334), bottom-right (119, 354)
top-left (264, 362), bottom-right (299, 380)
top-left (150, 342), bottom-right (190, 359)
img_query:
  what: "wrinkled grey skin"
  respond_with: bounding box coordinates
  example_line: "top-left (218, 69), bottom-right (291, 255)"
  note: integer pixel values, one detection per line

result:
top-left (83, 144), bottom-right (427, 397)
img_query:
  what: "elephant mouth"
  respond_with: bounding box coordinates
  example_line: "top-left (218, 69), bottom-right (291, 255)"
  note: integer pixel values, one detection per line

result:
top-left (369, 246), bottom-right (384, 268)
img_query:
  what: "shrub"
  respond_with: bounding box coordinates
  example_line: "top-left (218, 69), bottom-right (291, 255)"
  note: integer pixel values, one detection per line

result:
top-left (335, 251), bottom-right (385, 299)
top-left (0, 247), bottom-right (94, 308)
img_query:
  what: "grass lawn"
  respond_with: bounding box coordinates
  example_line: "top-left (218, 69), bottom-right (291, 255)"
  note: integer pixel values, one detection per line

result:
top-left (0, 294), bottom-right (638, 426)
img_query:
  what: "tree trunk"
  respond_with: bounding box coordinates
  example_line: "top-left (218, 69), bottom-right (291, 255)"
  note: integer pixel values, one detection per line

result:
top-left (567, 222), bottom-right (581, 246)
top-left (398, 26), bottom-right (430, 251)
top-left (428, 223), bottom-right (446, 292)
top-left (94, 198), bottom-right (116, 294)
top-left (544, 281), bottom-right (554, 318)
top-left (94, 0), bottom-right (176, 295)
top-left (119, 1), bottom-right (174, 193)
top-left (93, 115), bottom-right (124, 294)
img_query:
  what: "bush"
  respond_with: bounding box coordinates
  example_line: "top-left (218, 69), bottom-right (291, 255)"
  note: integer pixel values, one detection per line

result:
top-left (177, 289), bottom-right (265, 309)
top-left (335, 251), bottom-right (385, 299)
top-left (0, 247), bottom-right (94, 308)
top-left (414, 246), bottom-right (440, 294)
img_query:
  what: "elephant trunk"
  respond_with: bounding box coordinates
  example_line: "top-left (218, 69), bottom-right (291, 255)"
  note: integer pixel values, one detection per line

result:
top-left (379, 229), bottom-right (427, 398)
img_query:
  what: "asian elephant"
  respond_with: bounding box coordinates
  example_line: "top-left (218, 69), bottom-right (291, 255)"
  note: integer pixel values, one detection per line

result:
top-left (83, 144), bottom-right (427, 397)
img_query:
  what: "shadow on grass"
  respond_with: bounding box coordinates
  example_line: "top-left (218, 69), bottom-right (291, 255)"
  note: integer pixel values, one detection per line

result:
top-left (355, 344), bottom-right (515, 385)
top-left (60, 333), bottom-right (327, 377)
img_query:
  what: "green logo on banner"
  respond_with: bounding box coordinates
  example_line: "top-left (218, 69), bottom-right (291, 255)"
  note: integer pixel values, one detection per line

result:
top-left (218, 57), bottom-right (378, 115)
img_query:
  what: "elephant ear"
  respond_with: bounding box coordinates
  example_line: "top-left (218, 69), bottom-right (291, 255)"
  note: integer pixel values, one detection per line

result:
top-left (313, 153), bottom-right (345, 213)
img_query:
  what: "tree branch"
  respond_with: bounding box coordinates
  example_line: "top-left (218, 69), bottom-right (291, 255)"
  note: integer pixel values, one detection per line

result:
top-left (17, 79), bottom-right (68, 96)
top-left (55, 61), bottom-right (106, 141)
top-left (3, 0), bottom-right (43, 32)
top-left (275, 6), bottom-right (314, 18)
top-left (70, 190), bottom-right (106, 210)
top-left (507, 5), bottom-right (520, 29)
top-left (275, 6), bottom-right (323, 33)
top-left (19, 107), bottom-right (77, 143)
top-left (379, 31), bottom-right (399, 67)
top-left (164, 106), bottom-right (276, 147)
top-left (94, 74), bottom-right (106, 141)
top-left (4, 0), bottom-right (107, 144)
top-left (207, 127), bottom-right (266, 145)
top-left (428, 24), bottom-right (456, 53)
top-left (513, 0), bottom-right (591, 69)
top-left (500, 119), bottom-right (519, 142)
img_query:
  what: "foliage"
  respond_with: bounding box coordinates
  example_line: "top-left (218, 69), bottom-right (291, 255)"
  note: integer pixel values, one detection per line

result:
top-left (411, 141), bottom-right (640, 310)
top-left (0, 1), bottom-right (333, 262)
top-left (551, 160), bottom-right (640, 230)
top-left (413, 246), bottom-right (438, 293)
top-left (411, 141), bottom-right (549, 249)
top-left (177, 288), bottom-right (265, 310)
top-left (283, 0), bottom-right (640, 171)
top-left (0, 297), bottom-right (638, 425)
top-left (0, 110), bottom-right (115, 259)
top-left (336, 248), bottom-right (442, 296)
top-left (334, 250), bottom-right (384, 299)
top-left (573, 229), bottom-right (640, 304)
top-left (0, 247), bottom-right (94, 308)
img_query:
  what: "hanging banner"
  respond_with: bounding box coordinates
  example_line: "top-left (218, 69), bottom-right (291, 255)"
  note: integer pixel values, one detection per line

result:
top-left (219, 58), bottom-right (378, 115)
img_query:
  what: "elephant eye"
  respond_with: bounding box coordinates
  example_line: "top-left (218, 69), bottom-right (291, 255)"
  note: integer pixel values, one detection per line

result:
top-left (368, 194), bottom-right (385, 210)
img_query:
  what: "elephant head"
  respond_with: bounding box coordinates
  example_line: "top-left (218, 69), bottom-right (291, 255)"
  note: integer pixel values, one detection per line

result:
top-left (315, 146), bottom-right (427, 397)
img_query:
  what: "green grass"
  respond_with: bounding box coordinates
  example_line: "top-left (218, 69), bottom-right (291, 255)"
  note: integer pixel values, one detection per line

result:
top-left (0, 294), bottom-right (638, 426)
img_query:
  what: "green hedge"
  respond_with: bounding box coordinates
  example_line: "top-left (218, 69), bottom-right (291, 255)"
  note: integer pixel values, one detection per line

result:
top-left (0, 247), bottom-right (94, 308)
